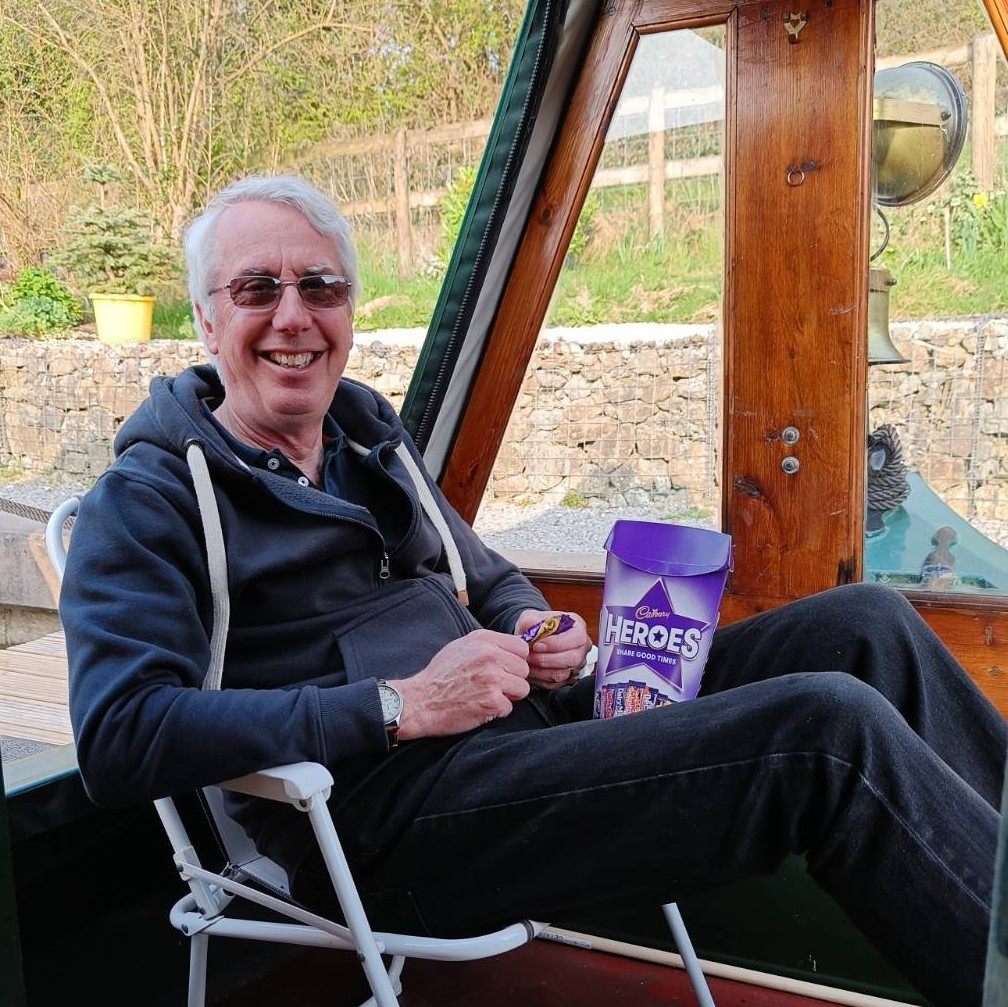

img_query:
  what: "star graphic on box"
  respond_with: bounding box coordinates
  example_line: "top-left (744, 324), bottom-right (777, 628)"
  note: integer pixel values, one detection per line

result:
top-left (601, 579), bottom-right (709, 690)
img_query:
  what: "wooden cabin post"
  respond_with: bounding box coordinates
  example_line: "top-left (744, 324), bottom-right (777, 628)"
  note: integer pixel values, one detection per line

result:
top-left (722, 0), bottom-right (874, 601)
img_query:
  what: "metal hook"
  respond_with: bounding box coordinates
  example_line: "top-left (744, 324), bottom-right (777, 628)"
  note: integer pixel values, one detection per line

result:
top-left (871, 205), bottom-right (891, 261)
top-left (784, 11), bottom-right (808, 41)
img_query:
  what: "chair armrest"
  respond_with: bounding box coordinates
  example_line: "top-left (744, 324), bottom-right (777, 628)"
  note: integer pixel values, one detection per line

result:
top-left (218, 762), bottom-right (334, 804)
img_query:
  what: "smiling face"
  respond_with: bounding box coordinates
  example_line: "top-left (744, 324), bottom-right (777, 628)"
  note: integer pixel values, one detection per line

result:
top-left (195, 200), bottom-right (353, 449)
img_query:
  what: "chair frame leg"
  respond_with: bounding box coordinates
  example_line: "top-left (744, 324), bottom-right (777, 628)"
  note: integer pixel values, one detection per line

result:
top-left (307, 801), bottom-right (401, 1007)
top-left (357, 955), bottom-right (406, 1007)
top-left (187, 932), bottom-right (209, 1007)
top-left (663, 903), bottom-right (716, 1007)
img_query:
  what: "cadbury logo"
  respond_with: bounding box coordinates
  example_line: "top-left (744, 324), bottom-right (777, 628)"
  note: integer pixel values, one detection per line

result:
top-left (636, 605), bottom-right (670, 619)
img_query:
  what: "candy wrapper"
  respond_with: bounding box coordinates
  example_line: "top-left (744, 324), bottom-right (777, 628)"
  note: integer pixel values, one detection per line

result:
top-left (521, 613), bottom-right (575, 645)
top-left (594, 521), bottom-right (732, 718)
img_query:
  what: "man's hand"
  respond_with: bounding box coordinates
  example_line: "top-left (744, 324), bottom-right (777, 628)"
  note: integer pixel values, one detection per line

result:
top-left (395, 630), bottom-right (531, 740)
top-left (515, 609), bottom-right (592, 690)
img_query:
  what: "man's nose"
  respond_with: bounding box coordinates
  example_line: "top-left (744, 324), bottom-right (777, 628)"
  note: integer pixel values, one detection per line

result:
top-left (272, 282), bottom-right (311, 331)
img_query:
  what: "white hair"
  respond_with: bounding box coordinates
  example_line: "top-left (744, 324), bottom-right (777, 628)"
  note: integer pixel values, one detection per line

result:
top-left (183, 175), bottom-right (360, 354)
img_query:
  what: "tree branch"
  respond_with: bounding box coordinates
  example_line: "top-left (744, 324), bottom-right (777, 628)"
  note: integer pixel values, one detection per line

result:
top-left (222, 20), bottom-right (367, 87)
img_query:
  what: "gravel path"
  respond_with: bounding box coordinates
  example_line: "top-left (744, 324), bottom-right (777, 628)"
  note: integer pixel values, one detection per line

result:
top-left (0, 474), bottom-right (699, 551)
top-left (0, 474), bottom-right (91, 520)
top-left (473, 500), bottom-right (709, 553)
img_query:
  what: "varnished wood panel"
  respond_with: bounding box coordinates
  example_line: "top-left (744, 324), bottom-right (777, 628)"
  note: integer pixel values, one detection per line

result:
top-left (912, 599), bottom-right (1008, 714)
top-left (635, 2), bottom-right (734, 26)
top-left (633, 0), bottom-right (763, 28)
top-left (981, 0), bottom-right (1008, 58)
top-left (724, 0), bottom-right (872, 599)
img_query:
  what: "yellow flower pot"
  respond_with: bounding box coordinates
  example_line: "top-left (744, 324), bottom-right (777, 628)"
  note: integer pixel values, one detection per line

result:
top-left (90, 293), bottom-right (155, 345)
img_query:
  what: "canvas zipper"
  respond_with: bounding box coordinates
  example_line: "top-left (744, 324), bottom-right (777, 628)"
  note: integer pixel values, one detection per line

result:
top-left (412, 0), bottom-right (560, 450)
top-left (346, 438), bottom-right (469, 606)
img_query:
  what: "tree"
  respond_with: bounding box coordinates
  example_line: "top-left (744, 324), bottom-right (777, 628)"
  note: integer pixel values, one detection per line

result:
top-left (0, 0), bottom-right (526, 268)
top-left (348, 0), bottom-right (525, 128)
top-left (2, 0), bottom-right (369, 239)
top-left (0, 20), bottom-right (89, 265)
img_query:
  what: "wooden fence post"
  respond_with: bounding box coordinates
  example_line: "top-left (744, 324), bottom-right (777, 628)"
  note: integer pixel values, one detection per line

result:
top-left (971, 32), bottom-right (998, 193)
top-left (648, 86), bottom-right (666, 240)
top-left (394, 128), bottom-right (412, 276)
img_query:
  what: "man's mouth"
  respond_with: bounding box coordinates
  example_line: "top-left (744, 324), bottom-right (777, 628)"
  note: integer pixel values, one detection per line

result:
top-left (263, 351), bottom-right (321, 369)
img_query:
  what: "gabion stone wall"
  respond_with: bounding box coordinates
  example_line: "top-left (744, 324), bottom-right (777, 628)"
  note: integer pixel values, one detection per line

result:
top-left (869, 318), bottom-right (1008, 524)
top-left (0, 337), bottom-right (421, 480)
top-left (0, 339), bottom-right (209, 477)
top-left (1, 318), bottom-right (1006, 526)
top-left (490, 326), bottom-right (720, 508)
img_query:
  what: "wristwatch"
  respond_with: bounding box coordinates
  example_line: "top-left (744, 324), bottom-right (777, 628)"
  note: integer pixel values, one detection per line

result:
top-left (376, 680), bottom-right (404, 748)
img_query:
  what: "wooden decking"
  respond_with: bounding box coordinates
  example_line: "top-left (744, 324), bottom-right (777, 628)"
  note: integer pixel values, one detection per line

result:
top-left (0, 630), bottom-right (72, 747)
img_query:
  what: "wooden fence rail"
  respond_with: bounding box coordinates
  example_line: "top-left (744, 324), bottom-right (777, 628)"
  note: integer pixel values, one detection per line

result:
top-left (289, 33), bottom-right (1005, 275)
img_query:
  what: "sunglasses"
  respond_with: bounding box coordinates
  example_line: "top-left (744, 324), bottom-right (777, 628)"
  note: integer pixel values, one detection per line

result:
top-left (208, 274), bottom-right (352, 310)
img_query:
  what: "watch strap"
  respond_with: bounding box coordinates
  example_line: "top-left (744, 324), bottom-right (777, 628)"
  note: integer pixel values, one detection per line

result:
top-left (377, 680), bottom-right (403, 748)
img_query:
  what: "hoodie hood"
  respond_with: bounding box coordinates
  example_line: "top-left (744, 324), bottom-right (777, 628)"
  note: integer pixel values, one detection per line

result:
top-left (114, 363), bottom-right (405, 471)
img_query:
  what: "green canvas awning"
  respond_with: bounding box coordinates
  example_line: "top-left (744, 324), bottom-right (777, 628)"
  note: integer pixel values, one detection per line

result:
top-left (400, 0), bottom-right (602, 479)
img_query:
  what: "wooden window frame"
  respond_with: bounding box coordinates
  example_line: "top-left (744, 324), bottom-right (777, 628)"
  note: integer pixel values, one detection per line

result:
top-left (436, 0), bottom-right (1008, 711)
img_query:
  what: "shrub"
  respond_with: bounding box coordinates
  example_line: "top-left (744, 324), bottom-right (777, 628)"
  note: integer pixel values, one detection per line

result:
top-left (566, 191), bottom-right (602, 265)
top-left (560, 490), bottom-right (589, 509)
top-left (438, 165), bottom-right (479, 267)
top-left (0, 267), bottom-right (83, 337)
top-left (438, 166), bottom-right (601, 270)
top-left (50, 203), bottom-right (178, 296)
top-left (152, 298), bottom-right (198, 341)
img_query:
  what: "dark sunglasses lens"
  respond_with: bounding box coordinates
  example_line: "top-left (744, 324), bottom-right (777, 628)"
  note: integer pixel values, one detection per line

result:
top-left (300, 276), bottom-right (349, 307)
top-left (226, 275), bottom-right (349, 308)
top-left (230, 277), bottom-right (281, 307)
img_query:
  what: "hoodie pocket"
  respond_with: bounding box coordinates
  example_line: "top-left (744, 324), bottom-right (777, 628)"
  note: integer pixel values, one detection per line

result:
top-left (336, 577), bottom-right (479, 682)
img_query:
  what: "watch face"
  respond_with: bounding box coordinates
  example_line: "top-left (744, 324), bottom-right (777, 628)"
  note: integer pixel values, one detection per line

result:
top-left (379, 683), bottom-right (403, 722)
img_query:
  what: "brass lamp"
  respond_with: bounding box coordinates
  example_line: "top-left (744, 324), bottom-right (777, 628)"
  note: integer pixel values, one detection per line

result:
top-left (869, 61), bottom-right (968, 365)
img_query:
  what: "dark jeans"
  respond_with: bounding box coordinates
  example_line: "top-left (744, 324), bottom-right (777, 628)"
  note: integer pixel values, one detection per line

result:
top-left (296, 583), bottom-right (1006, 1007)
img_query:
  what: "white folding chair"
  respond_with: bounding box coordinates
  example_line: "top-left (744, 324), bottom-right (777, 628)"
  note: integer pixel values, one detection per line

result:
top-left (47, 496), bottom-right (716, 1007)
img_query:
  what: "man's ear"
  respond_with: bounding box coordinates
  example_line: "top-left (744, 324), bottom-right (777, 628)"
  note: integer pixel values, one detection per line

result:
top-left (195, 302), bottom-right (219, 355)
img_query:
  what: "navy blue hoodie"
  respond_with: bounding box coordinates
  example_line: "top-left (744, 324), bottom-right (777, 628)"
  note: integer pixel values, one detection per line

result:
top-left (60, 364), bottom-right (547, 858)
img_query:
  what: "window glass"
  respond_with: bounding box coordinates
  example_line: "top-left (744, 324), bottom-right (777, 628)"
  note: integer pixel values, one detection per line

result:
top-left (475, 28), bottom-right (726, 557)
top-left (866, 2), bottom-right (1008, 595)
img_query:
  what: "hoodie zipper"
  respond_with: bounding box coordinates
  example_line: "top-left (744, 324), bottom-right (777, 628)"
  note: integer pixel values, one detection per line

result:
top-left (250, 474), bottom-right (391, 589)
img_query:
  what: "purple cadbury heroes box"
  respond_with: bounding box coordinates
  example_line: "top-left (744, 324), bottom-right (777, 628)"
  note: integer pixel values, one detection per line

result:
top-left (594, 520), bottom-right (732, 718)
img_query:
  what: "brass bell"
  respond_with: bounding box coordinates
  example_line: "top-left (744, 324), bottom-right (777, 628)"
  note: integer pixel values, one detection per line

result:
top-left (868, 266), bottom-right (908, 365)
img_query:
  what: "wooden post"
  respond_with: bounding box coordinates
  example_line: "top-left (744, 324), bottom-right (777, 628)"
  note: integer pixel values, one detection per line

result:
top-left (648, 86), bottom-right (666, 241)
top-left (971, 33), bottom-right (998, 193)
top-left (394, 128), bottom-right (412, 275)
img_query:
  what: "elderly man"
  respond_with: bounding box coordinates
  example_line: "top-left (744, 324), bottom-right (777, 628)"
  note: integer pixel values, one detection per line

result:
top-left (60, 175), bottom-right (1005, 1007)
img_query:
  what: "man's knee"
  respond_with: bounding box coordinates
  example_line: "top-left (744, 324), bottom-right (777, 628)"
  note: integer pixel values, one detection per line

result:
top-left (806, 582), bottom-right (920, 641)
top-left (782, 671), bottom-right (899, 747)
